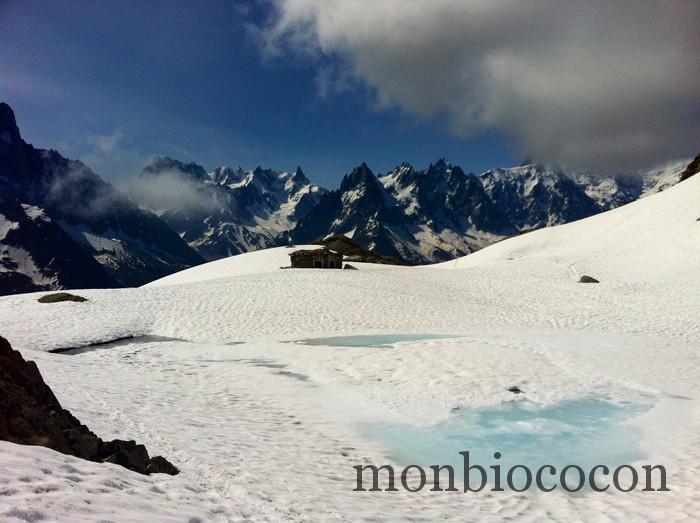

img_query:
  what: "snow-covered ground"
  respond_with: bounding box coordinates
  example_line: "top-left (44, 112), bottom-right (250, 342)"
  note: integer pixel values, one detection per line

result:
top-left (0, 175), bottom-right (698, 521)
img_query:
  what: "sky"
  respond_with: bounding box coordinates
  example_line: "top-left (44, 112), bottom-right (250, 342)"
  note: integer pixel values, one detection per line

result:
top-left (1, 0), bottom-right (698, 187)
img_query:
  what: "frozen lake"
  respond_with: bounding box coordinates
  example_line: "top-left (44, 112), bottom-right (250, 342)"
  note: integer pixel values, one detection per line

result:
top-left (363, 398), bottom-right (650, 489)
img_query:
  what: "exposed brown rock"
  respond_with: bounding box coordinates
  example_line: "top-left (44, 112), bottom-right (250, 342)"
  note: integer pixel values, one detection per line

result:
top-left (0, 335), bottom-right (178, 475)
top-left (578, 275), bottom-right (600, 283)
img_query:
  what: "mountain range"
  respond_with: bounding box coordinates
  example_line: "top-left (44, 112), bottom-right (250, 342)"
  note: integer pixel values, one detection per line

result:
top-left (140, 155), bottom-right (690, 265)
top-left (0, 101), bottom-right (694, 295)
top-left (0, 103), bottom-right (203, 295)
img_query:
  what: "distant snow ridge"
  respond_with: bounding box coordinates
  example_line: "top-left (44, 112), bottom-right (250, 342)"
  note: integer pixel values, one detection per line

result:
top-left (141, 154), bottom-right (693, 266)
top-left (571, 158), bottom-right (690, 210)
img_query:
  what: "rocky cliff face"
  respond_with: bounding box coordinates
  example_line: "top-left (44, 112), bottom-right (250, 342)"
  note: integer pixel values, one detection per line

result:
top-left (0, 335), bottom-right (178, 475)
top-left (0, 102), bottom-right (204, 294)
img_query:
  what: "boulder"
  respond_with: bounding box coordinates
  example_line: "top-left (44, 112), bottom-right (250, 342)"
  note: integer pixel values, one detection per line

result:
top-left (37, 292), bottom-right (88, 303)
top-left (578, 275), bottom-right (600, 283)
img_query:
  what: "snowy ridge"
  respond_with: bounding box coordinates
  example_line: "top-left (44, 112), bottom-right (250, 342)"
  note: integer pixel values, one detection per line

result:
top-left (145, 245), bottom-right (320, 287)
top-left (437, 172), bottom-right (700, 282)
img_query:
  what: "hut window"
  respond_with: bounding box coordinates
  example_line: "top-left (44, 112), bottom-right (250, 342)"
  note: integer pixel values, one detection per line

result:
top-left (314, 260), bottom-right (322, 268)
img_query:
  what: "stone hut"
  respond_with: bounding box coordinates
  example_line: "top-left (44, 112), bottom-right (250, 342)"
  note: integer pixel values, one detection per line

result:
top-left (290, 248), bottom-right (343, 269)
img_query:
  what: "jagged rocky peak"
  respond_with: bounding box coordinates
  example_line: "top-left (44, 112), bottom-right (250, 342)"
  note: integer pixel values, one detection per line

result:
top-left (141, 156), bottom-right (209, 181)
top-left (427, 158), bottom-right (471, 180)
top-left (0, 102), bottom-right (21, 146)
top-left (381, 162), bottom-right (416, 188)
top-left (251, 165), bottom-right (275, 178)
top-left (211, 165), bottom-right (245, 185)
top-left (281, 166), bottom-right (311, 193)
top-left (429, 158), bottom-right (451, 173)
top-left (291, 166), bottom-right (309, 183)
top-left (340, 162), bottom-right (380, 192)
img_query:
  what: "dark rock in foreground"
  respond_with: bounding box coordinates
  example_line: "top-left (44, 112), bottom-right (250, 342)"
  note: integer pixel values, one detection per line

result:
top-left (37, 292), bottom-right (88, 303)
top-left (0, 335), bottom-right (178, 475)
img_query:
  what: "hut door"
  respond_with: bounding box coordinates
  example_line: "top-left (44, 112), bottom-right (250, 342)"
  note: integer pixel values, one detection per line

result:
top-left (314, 260), bottom-right (322, 268)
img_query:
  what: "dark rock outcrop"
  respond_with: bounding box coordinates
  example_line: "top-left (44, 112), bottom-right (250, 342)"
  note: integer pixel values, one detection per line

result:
top-left (0, 335), bottom-right (178, 475)
top-left (37, 292), bottom-right (88, 303)
top-left (679, 154), bottom-right (700, 182)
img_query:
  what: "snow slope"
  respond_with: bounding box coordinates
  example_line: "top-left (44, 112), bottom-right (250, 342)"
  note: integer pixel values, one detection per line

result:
top-left (145, 245), bottom-right (319, 286)
top-left (0, 174), bottom-right (698, 521)
top-left (436, 169), bottom-right (700, 282)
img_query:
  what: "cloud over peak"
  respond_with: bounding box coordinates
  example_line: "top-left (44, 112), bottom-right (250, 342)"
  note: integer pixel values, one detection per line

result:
top-left (259, 0), bottom-right (700, 171)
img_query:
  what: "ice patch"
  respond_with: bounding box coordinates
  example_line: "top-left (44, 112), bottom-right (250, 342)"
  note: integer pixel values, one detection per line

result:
top-left (296, 333), bottom-right (465, 347)
top-left (363, 398), bottom-right (651, 488)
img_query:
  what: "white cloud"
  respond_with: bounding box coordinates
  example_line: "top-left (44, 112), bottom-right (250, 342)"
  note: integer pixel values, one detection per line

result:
top-left (116, 170), bottom-right (219, 214)
top-left (259, 0), bottom-right (700, 170)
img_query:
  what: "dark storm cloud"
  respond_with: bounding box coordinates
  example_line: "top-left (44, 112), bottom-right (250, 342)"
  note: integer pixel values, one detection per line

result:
top-left (259, 1), bottom-right (700, 171)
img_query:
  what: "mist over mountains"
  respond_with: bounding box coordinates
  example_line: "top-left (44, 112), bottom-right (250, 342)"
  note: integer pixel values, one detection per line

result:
top-left (0, 103), bottom-right (203, 295)
top-left (0, 102), bottom-right (693, 295)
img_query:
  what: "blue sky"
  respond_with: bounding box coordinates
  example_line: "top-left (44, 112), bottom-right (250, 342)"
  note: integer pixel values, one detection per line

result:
top-left (3, 1), bottom-right (697, 185)
top-left (0, 0), bottom-right (517, 187)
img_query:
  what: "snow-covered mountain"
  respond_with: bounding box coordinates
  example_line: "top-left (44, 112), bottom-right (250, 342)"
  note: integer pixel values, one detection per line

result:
top-left (479, 164), bottom-right (602, 230)
top-left (285, 163), bottom-right (420, 261)
top-left (285, 158), bottom-right (692, 264)
top-left (135, 157), bottom-right (325, 260)
top-left (1, 98), bottom-right (692, 294)
top-left (0, 197), bottom-right (118, 294)
top-left (0, 103), bottom-right (203, 295)
top-left (571, 159), bottom-right (690, 210)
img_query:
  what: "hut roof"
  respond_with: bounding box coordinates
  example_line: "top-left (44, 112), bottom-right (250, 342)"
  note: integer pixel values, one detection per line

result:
top-left (290, 248), bottom-right (342, 257)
